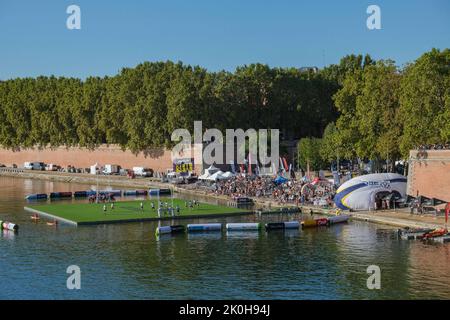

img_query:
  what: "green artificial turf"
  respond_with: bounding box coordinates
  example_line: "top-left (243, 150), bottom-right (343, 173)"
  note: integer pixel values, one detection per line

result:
top-left (26, 199), bottom-right (246, 224)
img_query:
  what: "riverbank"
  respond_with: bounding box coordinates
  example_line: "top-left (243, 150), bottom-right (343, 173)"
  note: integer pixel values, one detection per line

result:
top-left (2, 168), bottom-right (447, 230)
top-left (301, 205), bottom-right (448, 230)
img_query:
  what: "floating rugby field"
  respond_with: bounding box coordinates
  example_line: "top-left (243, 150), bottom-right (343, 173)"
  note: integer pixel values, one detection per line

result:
top-left (24, 199), bottom-right (250, 226)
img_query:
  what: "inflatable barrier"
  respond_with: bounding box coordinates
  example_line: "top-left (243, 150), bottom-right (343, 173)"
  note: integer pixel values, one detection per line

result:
top-left (187, 223), bottom-right (222, 232)
top-left (49, 192), bottom-right (73, 199)
top-left (74, 191), bottom-right (87, 197)
top-left (155, 225), bottom-right (185, 236)
top-left (0, 221), bottom-right (19, 232)
top-left (327, 215), bottom-right (350, 225)
top-left (302, 218), bottom-right (328, 228)
top-left (75, 190), bottom-right (100, 197)
top-left (123, 189), bottom-right (148, 196)
top-left (265, 221), bottom-right (300, 231)
top-left (86, 190), bottom-right (97, 196)
top-left (226, 223), bottom-right (261, 231)
top-left (159, 188), bottom-right (172, 195)
top-left (98, 190), bottom-right (122, 196)
top-left (149, 188), bottom-right (172, 196)
top-left (25, 193), bottom-right (48, 200)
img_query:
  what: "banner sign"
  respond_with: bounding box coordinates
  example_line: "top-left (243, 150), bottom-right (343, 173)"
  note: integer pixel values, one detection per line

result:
top-left (173, 158), bottom-right (194, 176)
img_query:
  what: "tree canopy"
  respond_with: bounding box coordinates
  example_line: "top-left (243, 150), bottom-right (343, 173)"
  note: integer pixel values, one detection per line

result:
top-left (1, 49), bottom-right (448, 169)
top-left (0, 61), bottom-right (338, 152)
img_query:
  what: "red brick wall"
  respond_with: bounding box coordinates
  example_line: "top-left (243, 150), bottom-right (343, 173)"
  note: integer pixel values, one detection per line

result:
top-left (407, 150), bottom-right (450, 202)
top-left (0, 145), bottom-right (201, 174)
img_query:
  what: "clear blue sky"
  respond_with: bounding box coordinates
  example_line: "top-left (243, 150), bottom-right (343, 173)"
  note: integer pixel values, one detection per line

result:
top-left (0, 0), bottom-right (449, 79)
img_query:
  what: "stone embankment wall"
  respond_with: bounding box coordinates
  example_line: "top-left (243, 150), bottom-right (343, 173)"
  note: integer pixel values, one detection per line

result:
top-left (0, 144), bottom-right (202, 174)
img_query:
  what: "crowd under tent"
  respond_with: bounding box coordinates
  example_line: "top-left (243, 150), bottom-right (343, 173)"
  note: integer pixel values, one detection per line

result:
top-left (273, 176), bottom-right (288, 185)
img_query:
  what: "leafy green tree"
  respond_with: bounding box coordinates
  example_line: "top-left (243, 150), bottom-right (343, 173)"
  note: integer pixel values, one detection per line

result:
top-left (355, 60), bottom-right (401, 166)
top-left (399, 48), bottom-right (450, 156)
top-left (320, 122), bottom-right (340, 164)
top-left (297, 137), bottom-right (324, 171)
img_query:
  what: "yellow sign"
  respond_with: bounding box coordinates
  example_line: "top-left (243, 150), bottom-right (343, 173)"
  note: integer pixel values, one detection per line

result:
top-left (175, 163), bottom-right (193, 173)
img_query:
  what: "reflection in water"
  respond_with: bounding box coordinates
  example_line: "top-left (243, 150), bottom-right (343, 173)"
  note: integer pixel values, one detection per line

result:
top-left (0, 176), bottom-right (449, 299)
top-left (1, 229), bottom-right (17, 240)
top-left (187, 232), bottom-right (222, 241)
top-left (226, 231), bottom-right (261, 240)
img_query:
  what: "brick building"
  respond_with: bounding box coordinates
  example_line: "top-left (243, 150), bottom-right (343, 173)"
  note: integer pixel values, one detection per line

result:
top-left (407, 150), bottom-right (450, 202)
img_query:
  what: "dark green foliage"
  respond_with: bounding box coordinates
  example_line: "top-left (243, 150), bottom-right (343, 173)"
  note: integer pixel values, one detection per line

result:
top-left (0, 61), bottom-right (338, 150)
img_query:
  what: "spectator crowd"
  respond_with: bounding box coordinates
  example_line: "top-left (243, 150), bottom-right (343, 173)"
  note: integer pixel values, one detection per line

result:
top-left (208, 175), bottom-right (336, 207)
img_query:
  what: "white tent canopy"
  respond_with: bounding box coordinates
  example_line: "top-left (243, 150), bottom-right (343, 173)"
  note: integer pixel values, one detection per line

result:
top-left (221, 171), bottom-right (235, 179)
top-left (207, 170), bottom-right (225, 181)
top-left (198, 172), bottom-right (211, 180)
top-left (334, 173), bottom-right (407, 211)
top-left (205, 165), bottom-right (220, 175)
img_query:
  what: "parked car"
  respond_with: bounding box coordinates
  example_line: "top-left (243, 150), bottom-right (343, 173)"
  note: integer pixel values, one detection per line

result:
top-left (45, 163), bottom-right (60, 171)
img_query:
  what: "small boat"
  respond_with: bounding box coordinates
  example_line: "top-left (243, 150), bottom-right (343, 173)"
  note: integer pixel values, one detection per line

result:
top-left (30, 214), bottom-right (40, 221)
top-left (397, 228), bottom-right (435, 240)
top-left (422, 228), bottom-right (448, 240)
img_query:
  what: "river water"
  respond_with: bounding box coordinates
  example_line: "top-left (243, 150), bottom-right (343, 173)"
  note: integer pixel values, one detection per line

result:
top-left (0, 176), bottom-right (449, 299)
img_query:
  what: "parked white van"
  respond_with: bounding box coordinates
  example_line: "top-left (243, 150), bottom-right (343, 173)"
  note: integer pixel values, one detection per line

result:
top-left (102, 164), bottom-right (120, 175)
top-left (24, 162), bottom-right (45, 170)
top-left (132, 167), bottom-right (152, 177)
